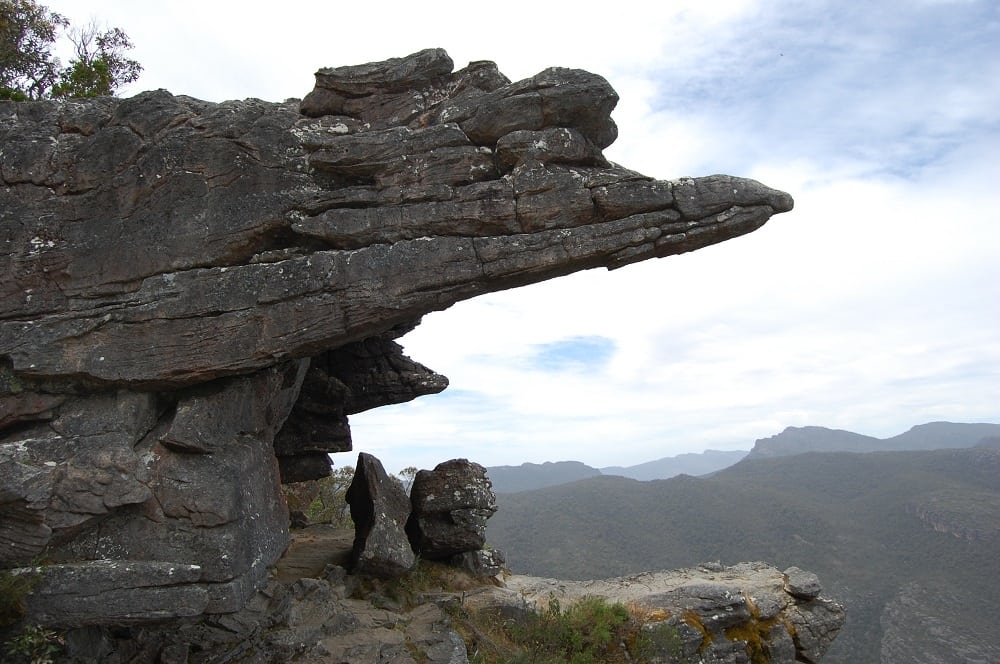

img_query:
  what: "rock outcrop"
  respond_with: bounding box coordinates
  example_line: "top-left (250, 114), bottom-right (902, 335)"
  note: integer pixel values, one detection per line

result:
top-left (1, 48), bottom-right (794, 627)
top-left (469, 561), bottom-right (845, 663)
top-left (45, 527), bottom-right (843, 664)
top-left (879, 581), bottom-right (1000, 664)
top-left (906, 487), bottom-right (1000, 543)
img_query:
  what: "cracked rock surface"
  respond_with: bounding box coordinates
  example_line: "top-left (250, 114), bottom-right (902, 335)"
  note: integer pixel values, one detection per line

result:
top-left (0, 48), bottom-right (793, 626)
top-left (482, 562), bottom-right (845, 663)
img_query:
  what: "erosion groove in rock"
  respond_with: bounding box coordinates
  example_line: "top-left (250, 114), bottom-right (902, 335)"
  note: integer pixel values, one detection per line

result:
top-left (0, 48), bottom-right (795, 632)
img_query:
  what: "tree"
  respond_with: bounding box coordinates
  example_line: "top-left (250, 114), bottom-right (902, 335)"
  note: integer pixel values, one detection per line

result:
top-left (305, 465), bottom-right (356, 528)
top-left (397, 466), bottom-right (419, 496)
top-left (0, 0), bottom-right (140, 100)
top-left (50, 22), bottom-right (140, 98)
top-left (0, 0), bottom-right (65, 100)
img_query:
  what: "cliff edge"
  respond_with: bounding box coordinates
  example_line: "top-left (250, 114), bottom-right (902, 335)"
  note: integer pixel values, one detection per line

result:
top-left (0, 48), bottom-right (827, 660)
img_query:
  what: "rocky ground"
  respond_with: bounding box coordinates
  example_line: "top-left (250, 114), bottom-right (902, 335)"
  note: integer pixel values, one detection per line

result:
top-left (26, 525), bottom-right (843, 663)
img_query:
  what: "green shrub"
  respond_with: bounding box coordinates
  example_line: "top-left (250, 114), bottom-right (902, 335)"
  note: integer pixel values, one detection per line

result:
top-left (3, 624), bottom-right (63, 664)
top-left (0, 569), bottom-right (40, 627)
top-left (452, 595), bottom-right (673, 664)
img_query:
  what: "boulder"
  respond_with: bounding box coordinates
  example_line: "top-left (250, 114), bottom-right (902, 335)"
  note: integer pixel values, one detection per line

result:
top-left (783, 565), bottom-right (822, 600)
top-left (346, 453), bottom-right (415, 578)
top-left (407, 459), bottom-right (497, 559)
top-left (449, 548), bottom-right (507, 578)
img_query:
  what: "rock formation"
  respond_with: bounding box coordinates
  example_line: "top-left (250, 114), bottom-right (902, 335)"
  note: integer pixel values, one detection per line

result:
top-left (470, 562), bottom-right (845, 663)
top-left (1, 48), bottom-right (795, 629)
top-left (345, 452), bottom-right (415, 577)
top-left (345, 455), bottom-right (501, 579)
top-left (41, 529), bottom-right (843, 664)
top-left (406, 459), bottom-right (497, 560)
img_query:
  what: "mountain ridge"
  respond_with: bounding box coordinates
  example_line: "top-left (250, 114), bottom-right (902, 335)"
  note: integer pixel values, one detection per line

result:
top-left (747, 420), bottom-right (1000, 458)
top-left (487, 421), bottom-right (1000, 494)
top-left (487, 442), bottom-right (1000, 663)
top-left (488, 449), bottom-right (750, 493)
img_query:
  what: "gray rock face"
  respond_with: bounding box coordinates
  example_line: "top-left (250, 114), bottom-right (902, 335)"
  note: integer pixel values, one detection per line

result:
top-left (273, 329), bottom-right (448, 480)
top-left (0, 48), bottom-right (794, 626)
top-left (879, 581), bottom-right (1000, 664)
top-left (45, 529), bottom-right (843, 663)
top-left (17, 561), bottom-right (207, 628)
top-left (449, 548), bottom-right (507, 578)
top-left (347, 453), bottom-right (416, 578)
top-left (407, 459), bottom-right (497, 559)
top-left (58, 570), bottom-right (470, 664)
top-left (783, 565), bottom-right (822, 600)
top-left (476, 562), bottom-right (846, 664)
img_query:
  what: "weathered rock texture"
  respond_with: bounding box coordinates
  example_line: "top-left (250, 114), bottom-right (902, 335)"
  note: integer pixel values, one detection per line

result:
top-left (1, 48), bottom-right (793, 625)
top-left (407, 458), bottom-right (497, 560)
top-left (53, 565), bottom-right (473, 664)
top-left (346, 452), bottom-right (415, 578)
top-left (473, 562), bottom-right (845, 663)
top-left (44, 528), bottom-right (842, 664)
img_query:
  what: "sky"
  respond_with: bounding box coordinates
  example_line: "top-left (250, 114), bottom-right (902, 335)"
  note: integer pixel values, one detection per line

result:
top-left (46, 0), bottom-right (1000, 473)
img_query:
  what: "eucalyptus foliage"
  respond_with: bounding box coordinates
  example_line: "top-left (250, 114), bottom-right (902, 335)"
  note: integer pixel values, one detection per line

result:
top-left (0, 0), bottom-right (140, 100)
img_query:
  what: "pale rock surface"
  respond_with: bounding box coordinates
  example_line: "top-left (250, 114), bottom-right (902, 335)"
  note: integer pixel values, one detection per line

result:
top-left (469, 561), bottom-right (845, 663)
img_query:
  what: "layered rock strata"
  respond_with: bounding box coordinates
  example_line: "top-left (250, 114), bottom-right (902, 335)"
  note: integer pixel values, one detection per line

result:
top-left (1, 48), bottom-right (794, 625)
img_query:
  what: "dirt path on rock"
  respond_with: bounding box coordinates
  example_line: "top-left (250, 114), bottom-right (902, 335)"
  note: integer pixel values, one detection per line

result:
top-left (273, 524), bottom-right (354, 582)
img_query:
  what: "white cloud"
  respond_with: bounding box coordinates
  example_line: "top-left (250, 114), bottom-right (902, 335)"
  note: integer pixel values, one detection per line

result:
top-left (39, 0), bottom-right (1000, 470)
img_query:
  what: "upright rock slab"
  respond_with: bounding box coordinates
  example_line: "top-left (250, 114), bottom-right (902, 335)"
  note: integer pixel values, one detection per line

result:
top-left (346, 453), bottom-right (415, 578)
top-left (0, 49), bottom-right (794, 625)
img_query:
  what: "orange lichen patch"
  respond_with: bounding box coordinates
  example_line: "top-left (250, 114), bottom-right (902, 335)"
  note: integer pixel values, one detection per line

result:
top-left (680, 609), bottom-right (712, 652)
top-left (625, 601), bottom-right (671, 623)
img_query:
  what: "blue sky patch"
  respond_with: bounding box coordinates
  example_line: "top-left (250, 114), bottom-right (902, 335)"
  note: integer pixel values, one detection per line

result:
top-left (530, 336), bottom-right (617, 372)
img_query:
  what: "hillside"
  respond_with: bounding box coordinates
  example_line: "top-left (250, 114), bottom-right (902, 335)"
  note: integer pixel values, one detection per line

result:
top-left (487, 449), bottom-right (747, 493)
top-left (486, 461), bottom-right (602, 493)
top-left (747, 421), bottom-right (1000, 458)
top-left (600, 449), bottom-right (748, 481)
top-left (487, 446), bottom-right (1000, 662)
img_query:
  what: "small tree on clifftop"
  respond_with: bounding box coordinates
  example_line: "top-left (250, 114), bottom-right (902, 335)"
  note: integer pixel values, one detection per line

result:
top-left (0, 0), bottom-right (140, 100)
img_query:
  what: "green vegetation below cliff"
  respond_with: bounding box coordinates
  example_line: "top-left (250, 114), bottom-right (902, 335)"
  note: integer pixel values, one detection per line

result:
top-left (488, 446), bottom-right (1000, 662)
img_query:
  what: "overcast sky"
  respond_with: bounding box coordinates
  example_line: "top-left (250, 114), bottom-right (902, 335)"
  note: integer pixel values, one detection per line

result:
top-left (47, 0), bottom-right (1000, 473)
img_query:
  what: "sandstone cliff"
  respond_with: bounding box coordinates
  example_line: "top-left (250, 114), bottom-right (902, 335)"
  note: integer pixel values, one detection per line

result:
top-left (0, 48), bottom-right (828, 660)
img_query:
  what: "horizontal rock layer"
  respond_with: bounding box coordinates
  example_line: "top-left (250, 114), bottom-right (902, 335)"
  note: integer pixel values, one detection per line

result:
top-left (0, 48), bottom-right (794, 627)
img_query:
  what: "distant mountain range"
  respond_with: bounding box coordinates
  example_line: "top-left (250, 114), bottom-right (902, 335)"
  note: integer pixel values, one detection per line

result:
top-left (601, 449), bottom-right (749, 481)
top-left (487, 450), bottom-right (748, 493)
top-left (486, 461), bottom-right (602, 493)
top-left (747, 421), bottom-right (1000, 458)
top-left (486, 421), bottom-right (1000, 662)
top-left (487, 422), bottom-right (1000, 494)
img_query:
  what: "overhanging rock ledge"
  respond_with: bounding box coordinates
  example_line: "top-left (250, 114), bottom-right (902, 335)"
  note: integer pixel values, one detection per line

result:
top-left (0, 48), bottom-right (794, 625)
